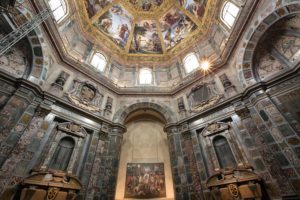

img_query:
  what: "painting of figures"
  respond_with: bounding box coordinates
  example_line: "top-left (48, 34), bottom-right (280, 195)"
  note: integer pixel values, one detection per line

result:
top-left (130, 20), bottom-right (163, 54)
top-left (93, 4), bottom-right (133, 49)
top-left (85, 0), bottom-right (114, 18)
top-left (125, 163), bottom-right (166, 198)
top-left (128, 0), bottom-right (164, 11)
top-left (177, 0), bottom-right (207, 19)
top-left (160, 7), bottom-right (197, 50)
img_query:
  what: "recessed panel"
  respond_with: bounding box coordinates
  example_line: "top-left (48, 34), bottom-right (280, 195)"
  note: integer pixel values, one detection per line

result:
top-left (160, 7), bottom-right (197, 50)
top-left (85, 0), bottom-right (114, 18)
top-left (93, 4), bottom-right (133, 49)
top-left (177, 0), bottom-right (208, 20)
top-left (130, 20), bottom-right (163, 54)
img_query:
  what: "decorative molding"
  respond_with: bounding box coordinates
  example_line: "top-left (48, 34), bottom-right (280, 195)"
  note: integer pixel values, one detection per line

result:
top-left (65, 80), bottom-right (103, 114)
top-left (57, 122), bottom-right (87, 138)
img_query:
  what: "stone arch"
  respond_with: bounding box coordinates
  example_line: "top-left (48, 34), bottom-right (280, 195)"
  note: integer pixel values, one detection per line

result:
top-left (15, 7), bottom-right (50, 83)
top-left (112, 102), bottom-right (177, 125)
top-left (237, 2), bottom-right (300, 87)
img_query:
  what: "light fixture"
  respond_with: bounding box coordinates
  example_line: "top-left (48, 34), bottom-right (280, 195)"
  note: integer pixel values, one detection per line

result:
top-left (200, 60), bottom-right (210, 71)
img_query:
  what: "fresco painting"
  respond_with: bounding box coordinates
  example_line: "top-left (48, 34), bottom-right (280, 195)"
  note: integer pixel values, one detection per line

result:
top-left (125, 163), bottom-right (166, 198)
top-left (128, 0), bottom-right (164, 11)
top-left (130, 20), bottom-right (163, 54)
top-left (85, 0), bottom-right (114, 18)
top-left (160, 7), bottom-right (197, 50)
top-left (177, 0), bottom-right (207, 19)
top-left (93, 4), bottom-right (133, 49)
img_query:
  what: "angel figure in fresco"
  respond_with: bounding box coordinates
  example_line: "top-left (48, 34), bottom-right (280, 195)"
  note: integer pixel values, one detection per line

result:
top-left (100, 18), bottom-right (112, 32)
top-left (111, 5), bottom-right (123, 15)
top-left (163, 11), bottom-right (181, 27)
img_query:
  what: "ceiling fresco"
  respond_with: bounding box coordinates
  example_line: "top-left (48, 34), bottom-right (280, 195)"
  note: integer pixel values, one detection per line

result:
top-left (159, 7), bottom-right (197, 50)
top-left (126, 0), bottom-right (164, 12)
top-left (79, 0), bottom-right (217, 63)
top-left (93, 4), bottom-right (133, 49)
top-left (129, 20), bottom-right (163, 54)
top-left (178, 0), bottom-right (208, 19)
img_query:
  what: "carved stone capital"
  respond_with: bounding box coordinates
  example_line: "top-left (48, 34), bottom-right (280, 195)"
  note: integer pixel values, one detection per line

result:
top-left (35, 104), bottom-right (52, 118)
top-left (111, 125), bottom-right (126, 136)
top-left (164, 125), bottom-right (179, 137)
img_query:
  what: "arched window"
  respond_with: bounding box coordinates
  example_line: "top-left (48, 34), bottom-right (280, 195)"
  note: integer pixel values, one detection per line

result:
top-left (213, 136), bottom-right (237, 169)
top-left (91, 53), bottom-right (107, 72)
top-left (221, 1), bottom-right (240, 28)
top-left (48, 0), bottom-right (67, 22)
top-left (183, 53), bottom-right (200, 73)
top-left (139, 68), bottom-right (152, 84)
top-left (49, 137), bottom-right (75, 171)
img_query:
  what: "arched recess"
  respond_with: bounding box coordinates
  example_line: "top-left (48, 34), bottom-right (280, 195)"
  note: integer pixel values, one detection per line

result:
top-left (237, 2), bottom-right (300, 87)
top-left (115, 107), bottom-right (175, 199)
top-left (12, 7), bottom-right (50, 82)
top-left (112, 102), bottom-right (177, 124)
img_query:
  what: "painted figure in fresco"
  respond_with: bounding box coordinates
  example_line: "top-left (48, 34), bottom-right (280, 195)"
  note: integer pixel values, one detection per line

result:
top-left (80, 84), bottom-right (96, 102)
top-left (154, 0), bottom-right (163, 6)
top-left (192, 2), bottom-right (205, 19)
top-left (119, 24), bottom-right (129, 41)
top-left (179, 0), bottom-right (186, 6)
top-left (163, 12), bottom-right (180, 27)
top-left (142, 1), bottom-right (152, 11)
top-left (87, 0), bottom-right (112, 18)
top-left (110, 4), bottom-right (123, 15)
top-left (100, 18), bottom-right (112, 32)
top-left (129, 0), bottom-right (138, 5)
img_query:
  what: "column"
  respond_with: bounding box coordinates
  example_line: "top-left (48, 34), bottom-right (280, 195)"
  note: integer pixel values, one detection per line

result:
top-left (0, 102), bottom-right (52, 197)
top-left (85, 124), bottom-right (125, 200)
top-left (235, 105), bottom-right (295, 198)
top-left (181, 128), bottom-right (204, 200)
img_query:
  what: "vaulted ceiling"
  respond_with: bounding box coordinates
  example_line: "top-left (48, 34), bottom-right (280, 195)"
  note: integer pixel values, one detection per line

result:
top-left (76, 0), bottom-right (218, 63)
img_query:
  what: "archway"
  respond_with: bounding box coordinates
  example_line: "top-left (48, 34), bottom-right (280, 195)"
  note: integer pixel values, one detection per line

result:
top-left (237, 2), bottom-right (300, 87)
top-left (115, 109), bottom-right (175, 200)
top-left (112, 101), bottom-right (177, 124)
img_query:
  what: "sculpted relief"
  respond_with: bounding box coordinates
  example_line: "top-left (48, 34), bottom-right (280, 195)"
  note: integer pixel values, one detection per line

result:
top-left (65, 80), bottom-right (103, 114)
top-left (187, 81), bottom-right (222, 113)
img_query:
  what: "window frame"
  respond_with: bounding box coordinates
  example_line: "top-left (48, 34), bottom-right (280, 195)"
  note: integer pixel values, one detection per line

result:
top-left (90, 52), bottom-right (107, 72)
top-left (183, 53), bottom-right (200, 74)
top-left (139, 68), bottom-right (153, 85)
top-left (48, 0), bottom-right (68, 22)
top-left (220, 1), bottom-right (240, 29)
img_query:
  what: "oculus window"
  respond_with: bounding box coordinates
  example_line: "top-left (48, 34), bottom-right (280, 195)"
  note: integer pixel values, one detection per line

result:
top-left (91, 53), bottom-right (107, 72)
top-left (221, 1), bottom-right (240, 28)
top-left (139, 68), bottom-right (152, 85)
top-left (49, 0), bottom-right (67, 22)
top-left (183, 53), bottom-right (200, 73)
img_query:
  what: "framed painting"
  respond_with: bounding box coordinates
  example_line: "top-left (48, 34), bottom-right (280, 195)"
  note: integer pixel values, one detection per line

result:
top-left (125, 163), bottom-right (166, 198)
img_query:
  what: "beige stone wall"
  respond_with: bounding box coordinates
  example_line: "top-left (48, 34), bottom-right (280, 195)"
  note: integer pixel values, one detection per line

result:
top-left (115, 119), bottom-right (174, 200)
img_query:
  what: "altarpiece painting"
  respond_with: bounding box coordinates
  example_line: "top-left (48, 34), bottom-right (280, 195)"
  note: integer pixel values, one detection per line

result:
top-left (125, 163), bottom-right (166, 198)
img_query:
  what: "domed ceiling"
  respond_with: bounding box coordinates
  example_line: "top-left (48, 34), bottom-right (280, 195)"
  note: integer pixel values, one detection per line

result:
top-left (77, 0), bottom-right (217, 63)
